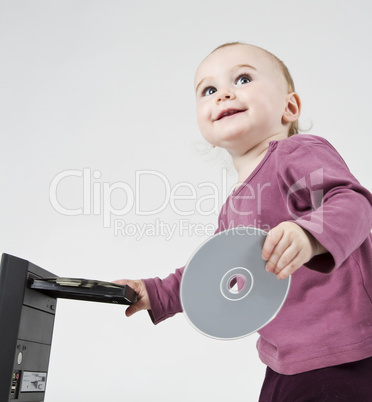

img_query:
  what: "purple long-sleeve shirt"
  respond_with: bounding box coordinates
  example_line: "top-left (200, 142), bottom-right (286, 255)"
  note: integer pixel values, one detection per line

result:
top-left (143, 134), bottom-right (372, 375)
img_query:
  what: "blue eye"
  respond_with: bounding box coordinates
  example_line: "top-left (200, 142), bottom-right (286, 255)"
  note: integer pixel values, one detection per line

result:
top-left (202, 86), bottom-right (217, 96)
top-left (236, 74), bottom-right (251, 85)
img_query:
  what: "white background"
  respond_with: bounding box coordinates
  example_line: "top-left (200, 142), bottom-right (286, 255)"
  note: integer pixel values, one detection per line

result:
top-left (1, 1), bottom-right (372, 401)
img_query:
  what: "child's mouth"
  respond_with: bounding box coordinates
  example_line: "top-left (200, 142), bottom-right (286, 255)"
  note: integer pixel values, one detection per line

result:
top-left (216, 108), bottom-right (246, 121)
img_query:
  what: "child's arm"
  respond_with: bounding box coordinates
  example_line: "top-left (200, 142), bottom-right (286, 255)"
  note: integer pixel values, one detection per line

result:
top-left (270, 136), bottom-right (372, 275)
top-left (262, 221), bottom-right (327, 280)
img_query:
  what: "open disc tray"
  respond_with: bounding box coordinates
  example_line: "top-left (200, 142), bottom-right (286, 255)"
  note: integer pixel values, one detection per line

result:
top-left (28, 277), bottom-right (137, 305)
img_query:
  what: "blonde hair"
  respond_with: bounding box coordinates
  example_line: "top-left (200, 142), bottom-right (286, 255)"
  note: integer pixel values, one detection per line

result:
top-left (211, 42), bottom-right (299, 136)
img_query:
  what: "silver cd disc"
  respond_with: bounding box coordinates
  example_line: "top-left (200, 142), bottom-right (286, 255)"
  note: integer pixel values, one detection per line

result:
top-left (180, 227), bottom-right (291, 340)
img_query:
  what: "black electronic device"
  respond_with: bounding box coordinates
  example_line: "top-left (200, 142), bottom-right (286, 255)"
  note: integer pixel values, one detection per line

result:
top-left (28, 277), bottom-right (137, 305)
top-left (0, 253), bottom-right (137, 401)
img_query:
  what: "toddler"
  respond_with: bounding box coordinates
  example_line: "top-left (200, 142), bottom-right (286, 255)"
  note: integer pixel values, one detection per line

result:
top-left (116, 42), bottom-right (372, 401)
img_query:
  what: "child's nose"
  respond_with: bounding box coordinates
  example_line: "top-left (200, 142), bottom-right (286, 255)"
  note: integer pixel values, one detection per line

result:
top-left (217, 90), bottom-right (235, 103)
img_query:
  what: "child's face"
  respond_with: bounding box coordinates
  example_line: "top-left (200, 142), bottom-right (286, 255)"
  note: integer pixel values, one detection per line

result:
top-left (194, 44), bottom-right (292, 156)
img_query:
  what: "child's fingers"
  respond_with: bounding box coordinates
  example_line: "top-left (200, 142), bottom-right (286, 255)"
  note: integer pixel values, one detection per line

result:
top-left (263, 225), bottom-right (296, 273)
top-left (125, 298), bottom-right (148, 317)
top-left (275, 251), bottom-right (305, 280)
top-left (262, 226), bottom-right (284, 261)
top-left (113, 278), bottom-right (142, 296)
top-left (265, 236), bottom-right (292, 273)
top-left (113, 278), bottom-right (136, 290)
top-left (271, 244), bottom-right (300, 275)
top-left (263, 221), bottom-right (315, 278)
top-left (112, 278), bottom-right (151, 317)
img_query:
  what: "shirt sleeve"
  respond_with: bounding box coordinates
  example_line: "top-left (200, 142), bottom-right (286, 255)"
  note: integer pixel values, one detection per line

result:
top-left (142, 210), bottom-right (228, 324)
top-left (278, 137), bottom-right (372, 272)
top-left (142, 267), bottom-right (184, 325)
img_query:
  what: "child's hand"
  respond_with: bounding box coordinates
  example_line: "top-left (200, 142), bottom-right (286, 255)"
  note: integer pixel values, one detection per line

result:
top-left (113, 279), bottom-right (151, 317)
top-left (262, 222), bottom-right (327, 280)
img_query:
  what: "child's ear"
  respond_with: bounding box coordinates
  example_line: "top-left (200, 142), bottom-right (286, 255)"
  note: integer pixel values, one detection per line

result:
top-left (282, 92), bottom-right (301, 124)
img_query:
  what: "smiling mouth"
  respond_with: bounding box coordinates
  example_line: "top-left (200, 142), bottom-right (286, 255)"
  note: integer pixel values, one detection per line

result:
top-left (216, 109), bottom-right (246, 121)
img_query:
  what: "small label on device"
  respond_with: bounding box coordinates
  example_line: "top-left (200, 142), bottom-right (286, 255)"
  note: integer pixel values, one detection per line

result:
top-left (20, 372), bottom-right (47, 393)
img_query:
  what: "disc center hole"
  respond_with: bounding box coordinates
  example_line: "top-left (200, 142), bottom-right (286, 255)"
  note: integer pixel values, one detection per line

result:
top-left (227, 274), bottom-right (247, 294)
